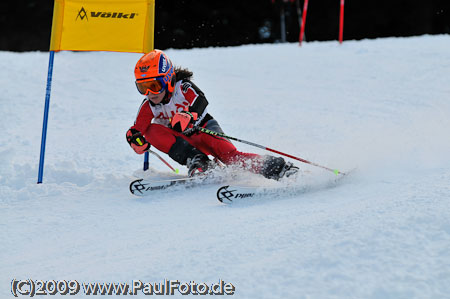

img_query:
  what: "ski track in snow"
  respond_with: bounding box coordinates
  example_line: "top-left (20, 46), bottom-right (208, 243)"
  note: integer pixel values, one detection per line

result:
top-left (1, 35), bottom-right (450, 298)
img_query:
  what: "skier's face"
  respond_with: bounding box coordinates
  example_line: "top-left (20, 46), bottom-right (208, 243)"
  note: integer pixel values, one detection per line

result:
top-left (147, 89), bottom-right (166, 104)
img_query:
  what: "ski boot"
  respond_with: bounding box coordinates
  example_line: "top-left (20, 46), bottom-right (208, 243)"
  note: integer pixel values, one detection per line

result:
top-left (261, 156), bottom-right (299, 180)
top-left (186, 153), bottom-right (213, 177)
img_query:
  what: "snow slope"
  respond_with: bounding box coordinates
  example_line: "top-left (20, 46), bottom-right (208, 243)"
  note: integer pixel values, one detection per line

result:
top-left (1, 35), bottom-right (450, 298)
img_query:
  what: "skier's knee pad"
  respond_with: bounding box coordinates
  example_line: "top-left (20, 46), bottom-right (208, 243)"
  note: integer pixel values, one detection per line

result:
top-left (168, 137), bottom-right (206, 165)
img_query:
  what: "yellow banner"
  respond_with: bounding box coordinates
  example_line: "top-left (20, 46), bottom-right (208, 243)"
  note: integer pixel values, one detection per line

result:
top-left (50, 0), bottom-right (154, 53)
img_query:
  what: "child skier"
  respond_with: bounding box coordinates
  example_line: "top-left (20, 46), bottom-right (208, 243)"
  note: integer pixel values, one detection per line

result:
top-left (126, 49), bottom-right (298, 179)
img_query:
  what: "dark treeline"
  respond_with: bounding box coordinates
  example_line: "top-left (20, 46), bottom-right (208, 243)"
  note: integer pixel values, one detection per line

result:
top-left (1, 0), bottom-right (449, 51)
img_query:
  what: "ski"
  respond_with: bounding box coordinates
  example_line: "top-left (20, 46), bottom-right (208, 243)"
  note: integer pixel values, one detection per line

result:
top-left (216, 185), bottom-right (305, 203)
top-left (216, 170), bottom-right (355, 203)
top-left (130, 177), bottom-right (196, 196)
top-left (130, 171), bottom-right (227, 196)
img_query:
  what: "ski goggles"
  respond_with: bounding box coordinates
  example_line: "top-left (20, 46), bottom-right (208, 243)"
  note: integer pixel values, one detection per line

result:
top-left (135, 77), bottom-right (165, 95)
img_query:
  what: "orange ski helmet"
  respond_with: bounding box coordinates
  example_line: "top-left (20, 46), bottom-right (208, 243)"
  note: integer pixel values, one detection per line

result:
top-left (134, 50), bottom-right (176, 95)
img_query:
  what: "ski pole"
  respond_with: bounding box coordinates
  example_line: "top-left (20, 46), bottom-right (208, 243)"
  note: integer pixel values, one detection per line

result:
top-left (147, 149), bottom-right (179, 174)
top-left (195, 126), bottom-right (345, 175)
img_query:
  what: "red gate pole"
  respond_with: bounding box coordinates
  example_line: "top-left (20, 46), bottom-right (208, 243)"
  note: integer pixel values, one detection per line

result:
top-left (298, 0), bottom-right (309, 46)
top-left (339, 0), bottom-right (345, 44)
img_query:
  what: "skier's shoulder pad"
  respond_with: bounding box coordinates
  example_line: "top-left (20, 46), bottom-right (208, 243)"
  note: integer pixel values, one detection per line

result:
top-left (179, 79), bottom-right (205, 97)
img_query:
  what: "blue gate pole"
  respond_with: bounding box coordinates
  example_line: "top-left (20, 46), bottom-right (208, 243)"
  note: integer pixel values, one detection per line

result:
top-left (143, 151), bottom-right (149, 171)
top-left (37, 51), bottom-right (55, 184)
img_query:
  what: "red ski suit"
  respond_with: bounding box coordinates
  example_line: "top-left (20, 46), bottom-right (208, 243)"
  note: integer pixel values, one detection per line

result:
top-left (129, 79), bottom-right (260, 166)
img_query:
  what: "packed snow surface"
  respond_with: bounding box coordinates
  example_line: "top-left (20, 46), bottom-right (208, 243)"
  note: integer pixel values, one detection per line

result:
top-left (2, 35), bottom-right (450, 298)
